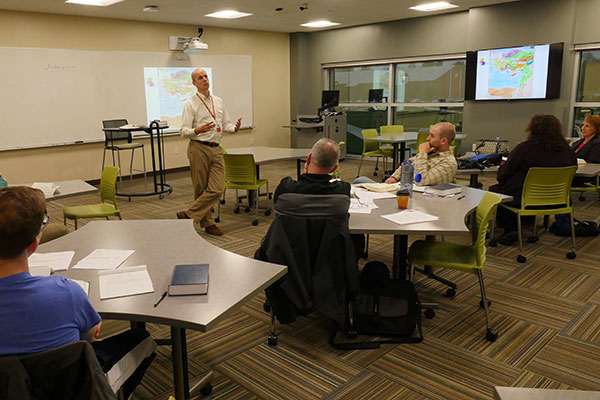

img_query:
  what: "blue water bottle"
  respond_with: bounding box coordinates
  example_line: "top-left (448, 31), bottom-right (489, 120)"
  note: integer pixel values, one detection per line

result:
top-left (400, 160), bottom-right (414, 197)
top-left (0, 174), bottom-right (7, 188)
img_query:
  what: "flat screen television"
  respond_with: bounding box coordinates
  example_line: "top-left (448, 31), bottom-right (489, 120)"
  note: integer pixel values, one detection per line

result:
top-left (321, 90), bottom-right (340, 110)
top-left (368, 89), bottom-right (384, 103)
top-left (465, 42), bottom-right (563, 101)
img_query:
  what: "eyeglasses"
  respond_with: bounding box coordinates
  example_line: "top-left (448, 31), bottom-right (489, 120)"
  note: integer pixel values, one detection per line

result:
top-left (40, 211), bottom-right (50, 234)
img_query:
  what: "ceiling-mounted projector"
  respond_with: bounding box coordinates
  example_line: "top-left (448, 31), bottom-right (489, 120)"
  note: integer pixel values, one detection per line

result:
top-left (183, 37), bottom-right (208, 53)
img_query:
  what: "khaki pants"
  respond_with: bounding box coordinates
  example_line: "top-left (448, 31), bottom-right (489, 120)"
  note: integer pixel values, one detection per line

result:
top-left (186, 141), bottom-right (225, 227)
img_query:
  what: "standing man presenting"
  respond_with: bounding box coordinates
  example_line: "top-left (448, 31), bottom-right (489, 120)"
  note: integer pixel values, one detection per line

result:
top-left (178, 68), bottom-right (241, 236)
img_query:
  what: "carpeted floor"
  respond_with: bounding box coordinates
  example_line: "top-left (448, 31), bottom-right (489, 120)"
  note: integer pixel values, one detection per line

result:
top-left (46, 157), bottom-right (600, 399)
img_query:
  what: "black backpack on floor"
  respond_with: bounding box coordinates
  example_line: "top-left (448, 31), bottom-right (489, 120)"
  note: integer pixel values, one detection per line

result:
top-left (330, 261), bottom-right (423, 350)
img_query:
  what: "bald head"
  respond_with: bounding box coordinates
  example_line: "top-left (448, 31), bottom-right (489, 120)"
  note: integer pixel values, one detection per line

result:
top-left (191, 68), bottom-right (210, 95)
top-left (306, 138), bottom-right (340, 174)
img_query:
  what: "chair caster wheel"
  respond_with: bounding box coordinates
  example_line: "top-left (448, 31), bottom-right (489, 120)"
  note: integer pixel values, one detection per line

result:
top-left (245, 207), bottom-right (251, 213)
top-left (517, 255), bottom-right (526, 263)
top-left (211, 207), bottom-right (214, 213)
top-left (252, 219), bottom-right (258, 226)
top-left (424, 309), bottom-right (435, 319)
top-left (489, 238), bottom-right (498, 247)
top-left (263, 301), bottom-right (271, 312)
top-left (361, 252), bottom-right (368, 259)
top-left (200, 383), bottom-right (213, 396)
top-left (128, 197), bottom-right (132, 202)
top-left (346, 329), bottom-right (357, 339)
top-left (233, 207), bottom-right (240, 214)
top-left (373, 172), bottom-right (378, 177)
top-left (220, 199), bottom-right (226, 204)
top-left (566, 252), bottom-right (576, 259)
top-left (214, 217), bottom-right (220, 223)
top-left (528, 236), bottom-right (538, 243)
top-left (486, 328), bottom-right (498, 342)
top-left (479, 298), bottom-right (492, 308)
top-left (159, 194), bottom-right (164, 199)
top-left (446, 288), bottom-right (456, 297)
top-left (265, 209), bottom-right (272, 216)
top-left (268, 333), bottom-right (278, 346)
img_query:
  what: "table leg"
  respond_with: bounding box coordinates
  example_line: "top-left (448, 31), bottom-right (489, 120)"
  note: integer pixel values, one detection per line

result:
top-left (399, 142), bottom-right (407, 164)
top-left (171, 327), bottom-right (190, 400)
top-left (393, 235), bottom-right (408, 280)
top-left (469, 173), bottom-right (481, 189)
top-left (392, 143), bottom-right (399, 172)
top-left (297, 159), bottom-right (302, 179)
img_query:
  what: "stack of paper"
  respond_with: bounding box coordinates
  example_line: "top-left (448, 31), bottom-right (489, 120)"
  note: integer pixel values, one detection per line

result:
top-left (72, 249), bottom-right (135, 270)
top-left (99, 265), bottom-right (154, 300)
top-left (355, 183), bottom-right (399, 192)
top-left (32, 182), bottom-right (60, 198)
top-left (382, 209), bottom-right (439, 225)
top-left (29, 251), bottom-right (75, 272)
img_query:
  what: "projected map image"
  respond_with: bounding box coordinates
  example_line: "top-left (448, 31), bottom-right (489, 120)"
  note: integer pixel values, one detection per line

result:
top-left (143, 67), bottom-right (212, 128)
top-left (487, 46), bottom-right (534, 98)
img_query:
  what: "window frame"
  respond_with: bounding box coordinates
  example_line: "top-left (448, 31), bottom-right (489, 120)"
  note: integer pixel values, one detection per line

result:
top-left (570, 43), bottom-right (600, 138)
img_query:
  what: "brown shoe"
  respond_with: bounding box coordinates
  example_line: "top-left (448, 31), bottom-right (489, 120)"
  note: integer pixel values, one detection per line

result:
top-left (176, 211), bottom-right (190, 219)
top-left (205, 225), bottom-right (223, 236)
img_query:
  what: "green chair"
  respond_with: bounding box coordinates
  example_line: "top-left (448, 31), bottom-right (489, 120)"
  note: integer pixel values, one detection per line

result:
top-left (357, 129), bottom-right (392, 177)
top-left (218, 154), bottom-right (271, 226)
top-left (571, 174), bottom-right (600, 201)
top-left (490, 166), bottom-right (577, 263)
top-left (63, 166), bottom-right (121, 230)
top-left (408, 192), bottom-right (502, 342)
top-left (380, 125), bottom-right (411, 159)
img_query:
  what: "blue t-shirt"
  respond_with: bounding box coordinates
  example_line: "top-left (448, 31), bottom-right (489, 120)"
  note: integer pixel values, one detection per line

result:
top-left (0, 272), bottom-right (101, 355)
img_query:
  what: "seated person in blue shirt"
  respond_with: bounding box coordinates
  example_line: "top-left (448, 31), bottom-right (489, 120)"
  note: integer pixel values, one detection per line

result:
top-left (0, 186), bottom-right (156, 398)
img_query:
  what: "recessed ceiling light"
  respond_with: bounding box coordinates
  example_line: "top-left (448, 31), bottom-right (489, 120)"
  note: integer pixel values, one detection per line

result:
top-left (300, 20), bottom-right (341, 28)
top-left (65, 0), bottom-right (123, 6)
top-left (205, 10), bottom-right (253, 19)
top-left (409, 2), bottom-right (458, 12)
top-left (143, 5), bottom-right (159, 12)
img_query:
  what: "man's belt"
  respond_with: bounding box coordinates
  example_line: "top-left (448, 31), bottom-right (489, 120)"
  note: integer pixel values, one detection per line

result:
top-left (196, 140), bottom-right (220, 147)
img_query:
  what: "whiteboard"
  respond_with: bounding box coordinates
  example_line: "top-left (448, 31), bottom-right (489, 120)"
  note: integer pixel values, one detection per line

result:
top-left (0, 47), bottom-right (253, 150)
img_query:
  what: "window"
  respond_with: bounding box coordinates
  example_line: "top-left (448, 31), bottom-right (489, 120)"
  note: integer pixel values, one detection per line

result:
top-left (394, 59), bottom-right (465, 103)
top-left (572, 48), bottom-right (600, 137)
top-left (333, 66), bottom-right (389, 103)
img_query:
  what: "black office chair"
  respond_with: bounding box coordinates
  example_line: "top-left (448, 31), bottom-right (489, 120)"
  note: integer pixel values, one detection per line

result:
top-left (0, 341), bottom-right (115, 400)
top-left (102, 119), bottom-right (147, 189)
top-left (254, 193), bottom-right (360, 346)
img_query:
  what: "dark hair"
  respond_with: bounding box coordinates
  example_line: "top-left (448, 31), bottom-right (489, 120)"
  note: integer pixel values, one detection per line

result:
top-left (0, 187), bottom-right (46, 259)
top-left (584, 115), bottom-right (600, 137)
top-left (526, 113), bottom-right (567, 152)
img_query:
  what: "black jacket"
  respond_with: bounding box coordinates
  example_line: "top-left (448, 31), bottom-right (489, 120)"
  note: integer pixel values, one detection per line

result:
top-left (255, 193), bottom-right (359, 326)
top-left (572, 135), bottom-right (600, 163)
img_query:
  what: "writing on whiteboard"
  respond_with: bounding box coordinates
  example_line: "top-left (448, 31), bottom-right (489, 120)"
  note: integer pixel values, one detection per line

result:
top-left (44, 63), bottom-right (77, 72)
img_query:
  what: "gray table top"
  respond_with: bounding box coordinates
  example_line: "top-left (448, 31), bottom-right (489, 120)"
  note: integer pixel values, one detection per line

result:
top-left (226, 146), bottom-right (311, 164)
top-left (38, 220), bottom-right (287, 332)
top-left (456, 163), bottom-right (600, 178)
top-left (14, 179), bottom-right (97, 201)
top-left (366, 132), bottom-right (466, 144)
top-left (349, 186), bottom-right (512, 236)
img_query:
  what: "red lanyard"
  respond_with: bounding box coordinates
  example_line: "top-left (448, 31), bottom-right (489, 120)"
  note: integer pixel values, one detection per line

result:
top-left (197, 93), bottom-right (220, 133)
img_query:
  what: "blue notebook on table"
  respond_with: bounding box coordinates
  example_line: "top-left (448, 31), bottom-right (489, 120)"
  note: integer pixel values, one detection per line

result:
top-left (168, 264), bottom-right (209, 296)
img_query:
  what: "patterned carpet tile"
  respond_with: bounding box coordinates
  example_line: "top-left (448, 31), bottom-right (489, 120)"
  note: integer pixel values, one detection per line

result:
top-left (510, 370), bottom-right (575, 389)
top-left (369, 337), bottom-right (520, 400)
top-left (218, 334), bottom-right (363, 400)
top-left (186, 310), bottom-right (272, 367)
top-left (323, 370), bottom-right (420, 400)
top-left (534, 248), bottom-right (600, 277)
top-left (589, 289), bottom-right (600, 305)
top-left (427, 305), bottom-right (557, 369)
top-left (561, 304), bottom-right (600, 344)
top-left (502, 262), bottom-right (600, 302)
top-left (526, 335), bottom-right (600, 390)
top-left (484, 282), bottom-right (585, 330)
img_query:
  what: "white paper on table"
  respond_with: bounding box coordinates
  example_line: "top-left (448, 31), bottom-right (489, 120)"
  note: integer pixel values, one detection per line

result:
top-left (98, 265), bottom-right (154, 300)
top-left (382, 209), bottom-right (439, 225)
top-left (31, 182), bottom-right (59, 197)
top-left (29, 266), bottom-right (52, 276)
top-left (72, 249), bottom-right (135, 270)
top-left (351, 187), bottom-right (394, 202)
top-left (356, 182), bottom-right (399, 193)
top-left (349, 198), bottom-right (375, 214)
top-left (29, 251), bottom-right (75, 272)
top-left (70, 279), bottom-right (90, 296)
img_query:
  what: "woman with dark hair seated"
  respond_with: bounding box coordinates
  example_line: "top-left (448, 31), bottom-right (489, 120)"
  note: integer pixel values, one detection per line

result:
top-left (489, 113), bottom-right (577, 245)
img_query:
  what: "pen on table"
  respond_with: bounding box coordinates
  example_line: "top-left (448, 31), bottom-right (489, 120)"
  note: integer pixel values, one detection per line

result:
top-left (154, 291), bottom-right (167, 307)
top-left (456, 195), bottom-right (465, 201)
